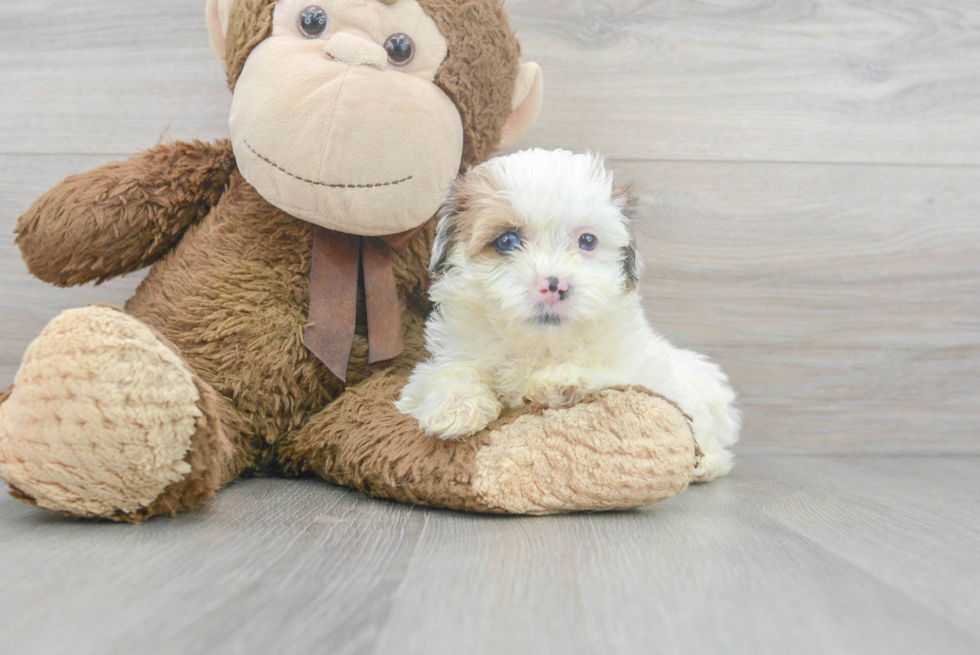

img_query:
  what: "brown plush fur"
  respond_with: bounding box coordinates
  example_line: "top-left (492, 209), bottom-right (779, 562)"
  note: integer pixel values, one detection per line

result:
top-left (16, 141), bottom-right (236, 287)
top-left (418, 0), bottom-right (522, 168)
top-left (123, 170), bottom-right (435, 475)
top-left (224, 0), bottom-right (278, 91)
top-left (280, 368), bottom-right (494, 511)
top-left (5, 0), bottom-right (696, 519)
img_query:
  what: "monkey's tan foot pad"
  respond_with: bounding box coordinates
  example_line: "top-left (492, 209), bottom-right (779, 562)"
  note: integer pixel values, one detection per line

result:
top-left (0, 306), bottom-right (209, 520)
top-left (468, 388), bottom-right (697, 514)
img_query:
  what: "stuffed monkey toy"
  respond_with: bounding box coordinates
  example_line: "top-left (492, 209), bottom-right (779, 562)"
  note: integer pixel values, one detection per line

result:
top-left (0, 0), bottom-right (697, 522)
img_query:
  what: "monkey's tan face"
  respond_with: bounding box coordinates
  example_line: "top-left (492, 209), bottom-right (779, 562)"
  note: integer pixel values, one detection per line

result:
top-left (229, 0), bottom-right (464, 236)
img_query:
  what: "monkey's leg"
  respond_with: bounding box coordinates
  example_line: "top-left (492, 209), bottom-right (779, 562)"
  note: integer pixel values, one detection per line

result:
top-left (0, 306), bottom-right (250, 522)
top-left (280, 369), bottom-right (697, 515)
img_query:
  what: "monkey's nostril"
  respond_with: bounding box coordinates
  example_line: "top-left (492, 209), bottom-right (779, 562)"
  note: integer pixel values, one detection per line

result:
top-left (323, 33), bottom-right (388, 69)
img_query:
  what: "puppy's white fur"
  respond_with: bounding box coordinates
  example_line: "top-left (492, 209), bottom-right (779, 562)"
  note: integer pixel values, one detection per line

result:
top-left (397, 149), bottom-right (740, 481)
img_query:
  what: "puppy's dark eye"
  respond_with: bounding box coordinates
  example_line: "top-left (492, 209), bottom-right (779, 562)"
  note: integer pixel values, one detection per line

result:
top-left (384, 33), bottom-right (415, 66)
top-left (299, 6), bottom-right (329, 38)
top-left (494, 232), bottom-right (522, 253)
top-left (579, 234), bottom-right (598, 251)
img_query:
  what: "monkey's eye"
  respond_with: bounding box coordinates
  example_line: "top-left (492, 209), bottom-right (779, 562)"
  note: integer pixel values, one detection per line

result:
top-left (299, 6), bottom-right (329, 39)
top-left (384, 33), bottom-right (415, 66)
top-left (494, 232), bottom-right (522, 253)
top-left (579, 234), bottom-right (598, 251)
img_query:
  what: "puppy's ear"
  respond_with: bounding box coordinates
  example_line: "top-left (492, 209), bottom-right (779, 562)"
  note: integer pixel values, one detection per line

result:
top-left (430, 186), bottom-right (461, 276)
top-left (613, 181), bottom-right (643, 292)
top-left (621, 234), bottom-right (642, 292)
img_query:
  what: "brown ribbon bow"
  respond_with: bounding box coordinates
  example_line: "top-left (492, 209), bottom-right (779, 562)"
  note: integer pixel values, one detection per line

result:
top-left (304, 224), bottom-right (423, 383)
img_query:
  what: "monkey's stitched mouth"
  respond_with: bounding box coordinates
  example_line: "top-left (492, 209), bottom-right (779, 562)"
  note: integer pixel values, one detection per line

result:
top-left (245, 140), bottom-right (413, 189)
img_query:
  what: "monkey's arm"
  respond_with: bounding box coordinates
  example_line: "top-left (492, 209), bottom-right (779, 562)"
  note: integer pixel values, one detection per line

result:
top-left (15, 140), bottom-right (236, 287)
top-left (279, 369), bottom-right (696, 515)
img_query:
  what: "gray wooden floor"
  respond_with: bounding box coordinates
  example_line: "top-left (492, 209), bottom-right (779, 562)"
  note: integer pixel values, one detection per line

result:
top-left (1, 455), bottom-right (978, 655)
top-left (2, 1), bottom-right (979, 653)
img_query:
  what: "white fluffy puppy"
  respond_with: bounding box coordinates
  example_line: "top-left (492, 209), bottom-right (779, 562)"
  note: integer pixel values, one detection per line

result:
top-left (397, 149), bottom-right (740, 481)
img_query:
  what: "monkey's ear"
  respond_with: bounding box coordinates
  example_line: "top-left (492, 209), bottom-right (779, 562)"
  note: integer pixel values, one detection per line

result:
top-left (499, 63), bottom-right (545, 151)
top-left (206, 0), bottom-right (235, 68)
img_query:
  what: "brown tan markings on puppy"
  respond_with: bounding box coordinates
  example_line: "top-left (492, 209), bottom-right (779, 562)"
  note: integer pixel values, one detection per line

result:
top-left (430, 165), bottom-right (526, 271)
top-left (453, 166), bottom-right (526, 260)
top-left (465, 211), bottom-right (525, 262)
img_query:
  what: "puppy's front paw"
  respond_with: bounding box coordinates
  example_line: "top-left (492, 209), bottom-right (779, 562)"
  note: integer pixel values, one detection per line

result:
top-left (526, 365), bottom-right (599, 407)
top-left (415, 386), bottom-right (503, 441)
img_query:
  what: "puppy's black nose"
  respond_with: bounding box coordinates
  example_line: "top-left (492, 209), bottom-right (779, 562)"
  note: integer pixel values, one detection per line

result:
top-left (537, 276), bottom-right (570, 303)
